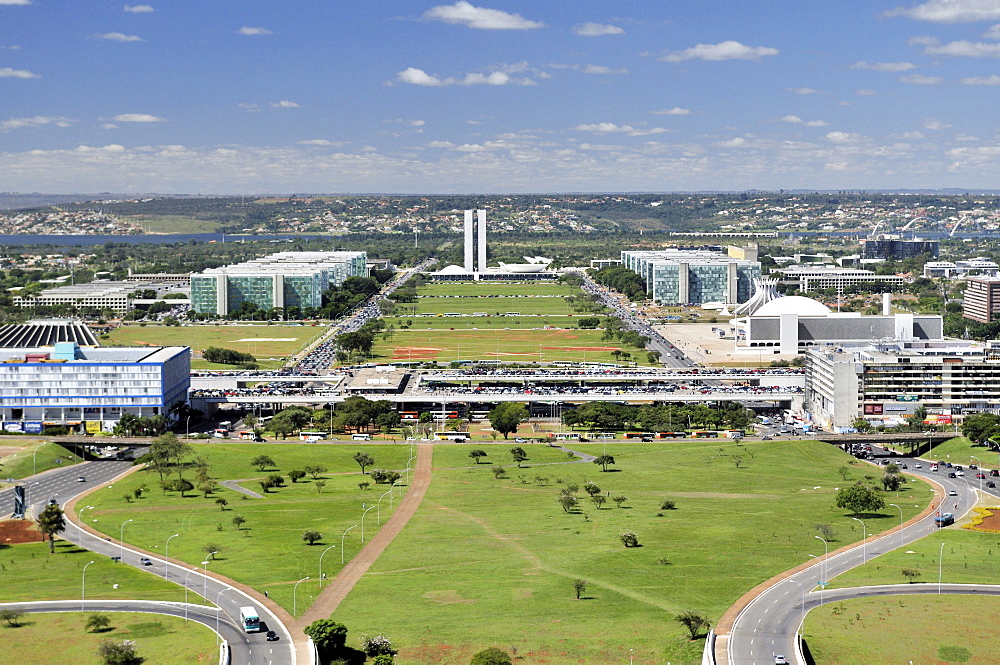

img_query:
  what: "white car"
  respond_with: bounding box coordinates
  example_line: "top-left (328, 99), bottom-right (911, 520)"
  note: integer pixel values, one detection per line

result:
top-left (955, 470), bottom-right (964, 476)
top-left (775, 656), bottom-right (788, 665)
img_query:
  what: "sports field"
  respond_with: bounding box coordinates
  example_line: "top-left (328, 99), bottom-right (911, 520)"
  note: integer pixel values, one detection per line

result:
top-left (333, 439), bottom-right (933, 665)
top-left (101, 323), bottom-right (325, 369)
top-left (376, 328), bottom-right (624, 363)
top-left (84, 443), bottom-right (410, 615)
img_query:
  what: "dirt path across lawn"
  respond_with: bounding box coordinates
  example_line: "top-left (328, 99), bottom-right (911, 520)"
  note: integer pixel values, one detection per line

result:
top-left (293, 443), bottom-right (433, 631)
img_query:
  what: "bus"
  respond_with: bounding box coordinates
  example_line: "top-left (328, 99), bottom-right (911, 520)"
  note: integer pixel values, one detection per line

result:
top-left (690, 430), bottom-right (719, 439)
top-left (212, 428), bottom-right (230, 438)
top-left (435, 432), bottom-right (469, 442)
top-left (239, 606), bottom-right (260, 633)
top-left (299, 431), bottom-right (326, 441)
top-left (237, 430), bottom-right (257, 440)
top-left (399, 411), bottom-right (419, 421)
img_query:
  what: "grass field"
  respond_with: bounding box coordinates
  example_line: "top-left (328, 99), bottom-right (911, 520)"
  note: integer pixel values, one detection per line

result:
top-left (100, 323), bottom-right (325, 369)
top-left (0, 611), bottom-right (217, 665)
top-left (805, 595), bottom-right (1000, 664)
top-left (828, 528), bottom-right (1000, 588)
top-left (84, 443), bottom-right (411, 615)
top-left (418, 283), bottom-right (578, 297)
top-left (405, 296), bottom-right (576, 316)
top-left (373, 328), bottom-right (626, 363)
top-left (332, 439), bottom-right (933, 665)
top-left (382, 315), bottom-right (584, 331)
top-left (1, 440), bottom-right (83, 480)
top-left (922, 436), bottom-right (1000, 469)
top-left (129, 214), bottom-right (223, 234)
top-left (0, 540), bottom-right (206, 604)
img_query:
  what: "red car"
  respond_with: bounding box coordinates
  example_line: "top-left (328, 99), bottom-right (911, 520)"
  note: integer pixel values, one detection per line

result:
top-left (976, 473), bottom-right (987, 479)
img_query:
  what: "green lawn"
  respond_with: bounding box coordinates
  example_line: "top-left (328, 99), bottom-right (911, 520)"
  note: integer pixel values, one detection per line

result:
top-left (1, 440), bottom-right (83, 480)
top-left (372, 328), bottom-right (626, 364)
top-left (805, 595), bottom-right (1000, 664)
top-left (407, 297), bottom-right (575, 315)
top-left (84, 443), bottom-right (410, 615)
top-left (0, 541), bottom-right (206, 604)
top-left (431, 443), bottom-right (579, 469)
top-left (0, 611), bottom-right (217, 665)
top-left (418, 283), bottom-right (577, 297)
top-left (828, 528), bottom-right (1000, 588)
top-left (920, 436), bottom-right (1000, 469)
top-left (332, 440), bottom-right (933, 665)
top-left (383, 315), bottom-right (585, 330)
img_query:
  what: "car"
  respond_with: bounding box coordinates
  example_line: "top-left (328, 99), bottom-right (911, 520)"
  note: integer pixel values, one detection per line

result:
top-left (970, 464), bottom-right (978, 470)
top-left (914, 463), bottom-right (922, 469)
top-left (948, 490), bottom-right (958, 496)
top-left (956, 470), bottom-right (965, 476)
top-left (761, 435), bottom-right (772, 440)
top-left (775, 656), bottom-right (788, 665)
top-left (930, 465), bottom-right (938, 471)
top-left (48, 498), bottom-right (58, 506)
top-left (992, 469), bottom-right (1000, 477)
top-left (901, 464), bottom-right (909, 469)
top-left (265, 631), bottom-right (279, 641)
top-left (139, 557), bottom-right (153, 566)
top-left (77, 476), bottom-right (86, 482)
top-left (948, 472), bottom-right (957, 478)
top-left (988, 482), bottom-right (997, 489)
top-left (977, 473), bottom-right (987, 479)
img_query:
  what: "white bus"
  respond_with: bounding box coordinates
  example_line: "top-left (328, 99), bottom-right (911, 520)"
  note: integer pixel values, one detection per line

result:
top-left (239, 606), bottom-right (260, 633)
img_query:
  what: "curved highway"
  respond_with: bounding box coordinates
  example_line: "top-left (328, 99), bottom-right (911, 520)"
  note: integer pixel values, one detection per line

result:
top-left (5, 460), bottom-right (296, 665)
top-left (726, 451), bottom-right (998, 665)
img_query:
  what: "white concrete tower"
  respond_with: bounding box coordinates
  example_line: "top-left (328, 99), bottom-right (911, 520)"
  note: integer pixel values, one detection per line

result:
top-left (463, 209), bottom-right (474, 272)
top-left (476, 209), bottom-right (487, 272)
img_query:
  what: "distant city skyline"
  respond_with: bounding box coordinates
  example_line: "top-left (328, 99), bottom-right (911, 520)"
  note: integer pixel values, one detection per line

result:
top-left (5, 0), bottom-right (1000, 193)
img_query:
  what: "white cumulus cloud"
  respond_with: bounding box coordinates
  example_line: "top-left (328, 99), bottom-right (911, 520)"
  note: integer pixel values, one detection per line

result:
top-left (395, 66), bottom-right (535, 86)
top-left (0, 67), bottom-right (38, 78)
top-left (923, 118), bottom-right (952, 129)
top-left (779, 115), bottom-right (828, 126)
top-left (238, 26), bottom-right (273, 36)
top-left (884, 0), bottom-right (1000, 23)
top-left (924, 39), bottom-right (1000, 56)
top-left (94, 32), bottom-right (143, 42)
top-left (650, 107), bottom-right (691, 115)
top-left (582, 64), bottom-right (628, 75)
top-left (0, 0), bottom-right (31, 5)
top-left (984, 23), bottom-right (1000, 38)
top-left (661, 40), bottom-right (778, 62)
top-left (112, 113), bottom-right (165, 122)
top-left (717, 137), bottom-right (748, 148)
top-left (856, 88), bottom-right (878, 95)
top-left (297, 139), bottom-right (346, 146)
top-left (788, 87), bottom-right (819, 94)
top-left (960, 74), bottom-right (1000, 84)
top-left (573, 22), bottom-right (624, 36)
top-left (850, 60), bottom-right (917, 72)
top-left (397, 67), bottom-right (446, 86)
top-left (826, 131), bottom-right (860, 143)
top-left (423, 1), bottom-right (543, 30)
top-left (124, 4), bottom-right (154, 12)
top-left (271, 100), bottom-right (300, 108)
top-left (0, 115), bottom-right (72, 131)
top-left (900, 73), bottom-right (945, 84)
top-left (574, 122), bottom-right (666, 136)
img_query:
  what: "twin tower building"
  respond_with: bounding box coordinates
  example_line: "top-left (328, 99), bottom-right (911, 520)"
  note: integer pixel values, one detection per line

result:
top-left (463, 208), bottom-right (488, 274)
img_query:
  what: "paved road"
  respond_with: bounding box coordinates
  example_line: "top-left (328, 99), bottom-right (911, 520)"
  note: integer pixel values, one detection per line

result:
top-left (726, 450), bottom-right (995, 665)
top-left (5, 461), bottom-right (297, 665)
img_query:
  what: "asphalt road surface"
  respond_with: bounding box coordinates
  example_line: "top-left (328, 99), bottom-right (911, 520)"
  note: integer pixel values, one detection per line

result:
top-left (727, 450), bottom-right (997, 665)
top-left (4, 460), bottom-right (296, 665)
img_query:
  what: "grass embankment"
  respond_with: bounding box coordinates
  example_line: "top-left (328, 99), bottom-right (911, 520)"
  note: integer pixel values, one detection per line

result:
top-left (0, 541), bottom-right (206, 604)
top-left (829, 528), bottom-right (1000, 588)
top-left (85, 443), bottom-right (409, 615)
top-left (334, 440), bottom-right (933, 665)
top-left (1, 440), bottom-right (83, 480)
top-left (919, 436), bottom-right (999, 469)
top-left (100, 323), bottom-right (325, 370)
top-left (0, 611), bottom-right (217, 665)
top-left (805, 595), bottom-right (1000, 664)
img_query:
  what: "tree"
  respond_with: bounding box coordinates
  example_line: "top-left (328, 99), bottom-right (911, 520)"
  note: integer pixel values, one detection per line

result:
top-left (305, 464), bottom-right (327, 479)
top-left (304, 619), bottom-right (348, 662)
top-left (573, 579), bottom-right (587, 600)
top-left (232, 514), bottom-right (246, 531)
top-left (815, 523), bottom-right (836, 541)
top-left (354, 452), bottom-right (375, 475)
top-left (469, 450), bottom-right (488, 464)
top-left (360, 634), bottom-right (397, 658)
top-left (470, 646), bottom-right (512, 665)
top-left (97, 639), bottom-right (143, 665)
top-left (591, 494), bottom-right (606, 509)
top-left (171, 478), bottom-right (194, 497)
top-left (302, 530), bottom-right (322, 545)
top-left (202, 544), bottom-right (220, 560)
top-left (882, 471), bottom-right (905, 492)
top-left (315, 480), bottom-right (327, 493)
top-left (492, 466), bottom-right (507, 479)
top-left (289, 469), bottom-right (306, 483)
top-left (0, 608), bottom-right (24, 627)
top-left (593, 455), bottom-right (616, 472)
top-left (86, 613), bottom-right (112, 633)
top-left (851, 416), bottom-right (874, 433)
top-left (36, 503), bottom-right (66, 553)
top-left (251, 454), bottom-right (275, 472)
top-left (558, 490), bottom-right (578, 513)
top-left (835, 482), bottom-right (886, 516)
top-left (613, 494), bottom-right (628, 508)
top-left (583, 481), bottom-right (601, 496)
top-left (902, 568), bottom-right (921, 583)
top-left (675, 610), bottom-right (711, 640)
top-left (619, 530), bottom-right (639, 547)
top-left (910, 405), bottom-right (929, 427)
top-left (660, 498), bottom-right (677, 510)
top-left (215, 497), bottom-right (229, 511)
top-left (509, 446), bottom-right (527, 467)
top-left (488, 403), bottom-right (529, 439)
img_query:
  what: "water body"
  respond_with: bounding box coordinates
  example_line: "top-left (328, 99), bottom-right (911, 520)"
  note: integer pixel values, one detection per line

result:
top-left (0, 233), bottom-right (329, 246)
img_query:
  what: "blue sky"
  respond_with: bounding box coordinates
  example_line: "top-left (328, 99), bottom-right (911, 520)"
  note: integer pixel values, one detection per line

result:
top-left (4, 0), bottom-right (1000, 194)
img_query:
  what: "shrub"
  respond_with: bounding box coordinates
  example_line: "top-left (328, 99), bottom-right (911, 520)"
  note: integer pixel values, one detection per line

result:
top-left (360, 633), bottom-right (397, 657)
top-left (470, 646), bottom-right (512, 665)
top-left (660, 498), bottom-right (676, 510)
top-left (620, 530), bottom-right (639, 547)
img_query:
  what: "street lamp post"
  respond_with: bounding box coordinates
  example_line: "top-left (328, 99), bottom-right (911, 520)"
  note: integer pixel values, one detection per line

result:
top-left (972, 455), bottom-right (982, 493)
top-left (119, 519), bottom-right (133, 562)
top-left (79, 505), bottom-right (95, 522)
top-left (808, 554), bottom-right (824, 606)
top-left (889, 503), bottom-right (904, 549)
top-left (341, 525), bottom-right (358, 564)
top-left (938, 541), bottom-right (945, 594)
top-left (204, 556), bottom-right (215, 598)
top-left (82, 560), bottom-right (95, 610)
top-left (165, 533), bottom-right (180, 580)
top-left (183, 567), bottom-right (201, 621)
top-left (361, 505), bottom-right (375, 543)
top-left (787, 578), bottom-right (805, 629)
top-left (815, 535), bottom-right (829, 583)
top-left (293, 576), bottom-right (310, 617)
top-left (318, 544), bottom-right (337, 587)
top-left (377, 488), bottom-right (392, 524)
top-left (389, 481), bottom-right (397, 509)
top-left (216, 588), bottom-right (230, 647)
top-left (851, 517), bottom-right (867, 564)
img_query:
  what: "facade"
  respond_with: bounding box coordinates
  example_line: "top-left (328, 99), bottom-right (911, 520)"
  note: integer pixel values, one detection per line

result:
top-left (0, 342), bottom-right (190, 432)
top-left (190, 251), bottom-right (366, 315)
top-left (924, 258), bottom-right (999, 279)
top-left (620, 249), bottom-right (761, 305)
top-left (774, 265), bottom-right (907, 293)
top-left (13, 280), bottom-right (181, 314)
top-left (806, 340), bottom-right (1000, 432)
top-left (862, 238), bottom-right (940, 260)
top-left (962, 277), bottom-right (1000, 324)
top-left (462, 209), bottom-right (488, 273)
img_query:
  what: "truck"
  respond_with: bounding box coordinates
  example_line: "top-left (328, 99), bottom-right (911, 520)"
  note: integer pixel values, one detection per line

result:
top-left (934, 513), bottom-right (954, 527)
